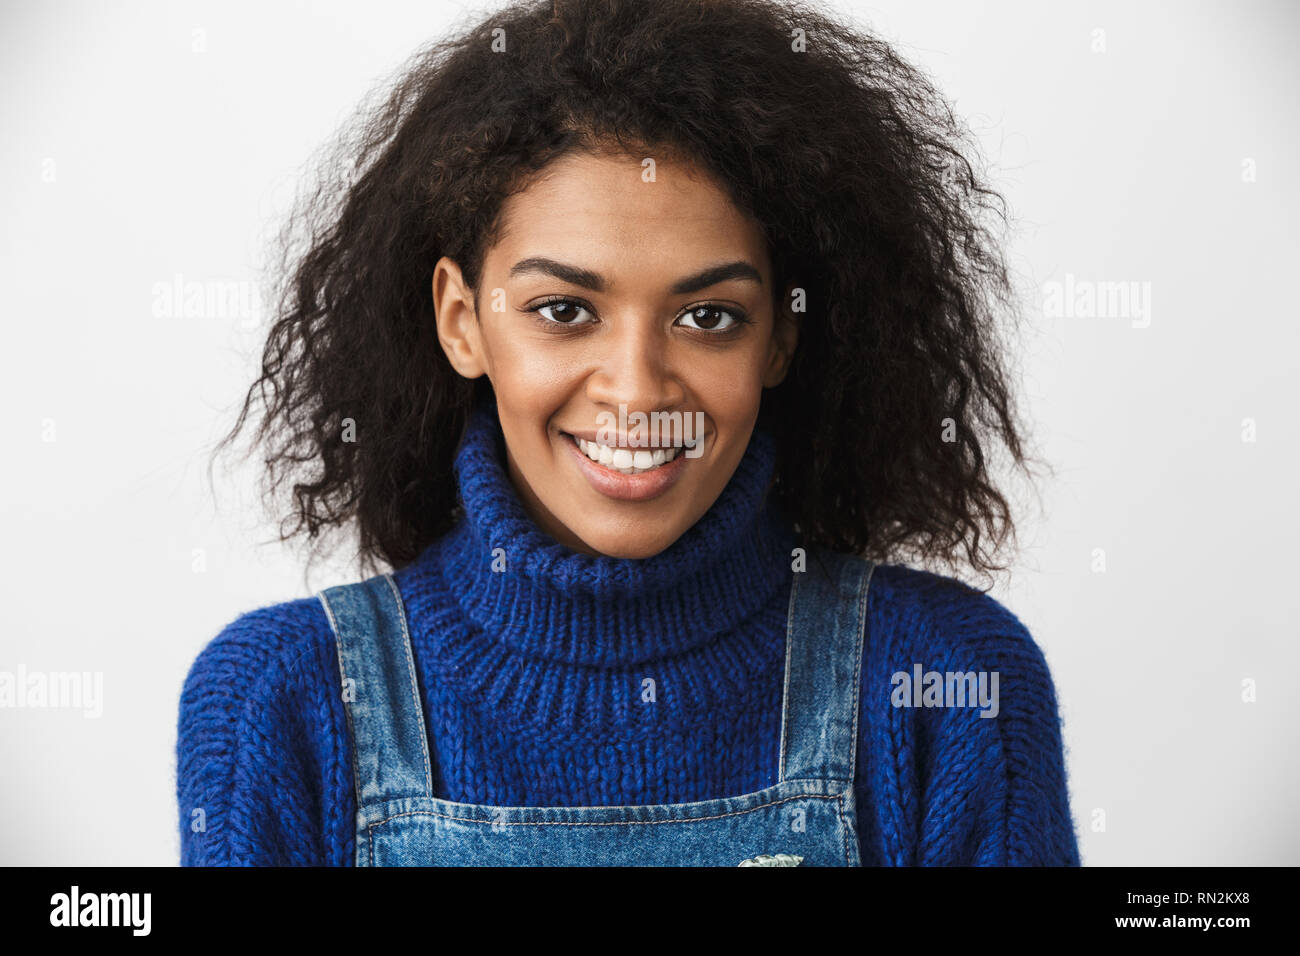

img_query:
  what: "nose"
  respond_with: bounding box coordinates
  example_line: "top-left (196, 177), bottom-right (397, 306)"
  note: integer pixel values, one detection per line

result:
top-left (584, 313), bottom-right (685, 415)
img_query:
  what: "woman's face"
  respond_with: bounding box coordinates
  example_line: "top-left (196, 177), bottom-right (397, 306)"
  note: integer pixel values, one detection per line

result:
top-left (433, 148), bottom-right (797, 559)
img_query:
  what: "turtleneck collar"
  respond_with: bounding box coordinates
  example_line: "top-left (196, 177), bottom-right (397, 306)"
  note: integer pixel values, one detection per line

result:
top-left (420, 395), bottom-right (797, 668)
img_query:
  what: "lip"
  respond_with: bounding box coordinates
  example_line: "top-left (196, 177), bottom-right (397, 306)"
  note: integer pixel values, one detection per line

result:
top-left (560, 429), bottom-right (702, 502)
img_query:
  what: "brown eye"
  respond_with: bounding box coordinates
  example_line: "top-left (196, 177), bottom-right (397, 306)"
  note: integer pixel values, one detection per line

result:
top-left (533, 298), bottom-right (594, 325)
top-left (678, 305), bottom-right (742, 332)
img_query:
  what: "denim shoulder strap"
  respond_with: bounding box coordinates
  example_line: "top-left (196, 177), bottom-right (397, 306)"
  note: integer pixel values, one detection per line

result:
top-left (317, 574), bottom-right (433, 807)
top-left (778, 547), bottom-right (875, 784)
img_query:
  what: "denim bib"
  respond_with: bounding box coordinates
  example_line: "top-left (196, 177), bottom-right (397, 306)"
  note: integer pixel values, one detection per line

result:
top-left (318, 547), bottom-right (874, 866)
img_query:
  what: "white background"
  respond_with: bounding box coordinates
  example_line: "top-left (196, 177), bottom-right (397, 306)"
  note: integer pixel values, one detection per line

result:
top-left (2, 0), bottom-right (1296, 865)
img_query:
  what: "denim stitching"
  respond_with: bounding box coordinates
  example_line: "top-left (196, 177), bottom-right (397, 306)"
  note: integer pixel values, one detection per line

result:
top-left (835, 792), bottom-right (854, 866)
top-left (844, 558), bottom-right (874, 785)
top-left (367, 791), bottom-right (842, 832)
top-left (382, 574), bottom-right (434, 797)
top-left (777, 566), bottom-right (800, 783)
top-left (318, 590), bottom-right (367, 868)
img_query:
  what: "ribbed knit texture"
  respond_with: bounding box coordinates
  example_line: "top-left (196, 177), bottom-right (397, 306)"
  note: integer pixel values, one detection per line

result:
top-left (177, 399), bottom-right (1082, 866)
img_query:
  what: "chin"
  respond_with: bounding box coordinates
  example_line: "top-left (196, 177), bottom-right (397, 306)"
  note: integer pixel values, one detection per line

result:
top-left (575, 526), bottom-right (679, 560)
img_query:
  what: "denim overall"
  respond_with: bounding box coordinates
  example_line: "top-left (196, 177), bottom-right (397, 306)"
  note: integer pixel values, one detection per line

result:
top-left (317, 547), bottom-right (875, 866)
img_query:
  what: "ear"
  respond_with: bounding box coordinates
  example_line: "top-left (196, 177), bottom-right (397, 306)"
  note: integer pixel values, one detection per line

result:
top-left (433, 256), bottom-right (489, 379)
top-left (762, 281), bottom-right (800, 388)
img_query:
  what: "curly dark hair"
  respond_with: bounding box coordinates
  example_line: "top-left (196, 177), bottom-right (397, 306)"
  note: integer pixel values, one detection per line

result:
top-left (216, 0), bottom-right (1045, 585)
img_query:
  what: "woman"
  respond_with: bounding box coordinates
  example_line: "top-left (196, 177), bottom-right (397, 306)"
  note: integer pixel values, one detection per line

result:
top-left (178, 0), bottom-right (1081, 866)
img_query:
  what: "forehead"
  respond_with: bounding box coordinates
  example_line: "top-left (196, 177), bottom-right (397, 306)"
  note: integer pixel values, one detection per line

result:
top-left (490, 149), bottom-right (769, 281)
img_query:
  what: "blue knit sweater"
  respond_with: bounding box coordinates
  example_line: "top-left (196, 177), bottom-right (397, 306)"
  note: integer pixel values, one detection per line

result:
top-left (177, 402), bottom-right (1082, 866)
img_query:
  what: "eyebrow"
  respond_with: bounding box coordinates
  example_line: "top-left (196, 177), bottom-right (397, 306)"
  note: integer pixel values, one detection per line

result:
top-left (507, 256), bottom-right (764, 294)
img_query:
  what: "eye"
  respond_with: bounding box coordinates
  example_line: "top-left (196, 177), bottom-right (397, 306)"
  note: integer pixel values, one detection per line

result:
top-left (531, 297), bottom-right (595, 326)
top-left (677, 305), bottom-right (747, 332)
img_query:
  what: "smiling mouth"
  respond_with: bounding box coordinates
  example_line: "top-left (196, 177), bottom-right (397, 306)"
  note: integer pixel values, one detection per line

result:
top-left (565, 433), bottom-right (688, 475)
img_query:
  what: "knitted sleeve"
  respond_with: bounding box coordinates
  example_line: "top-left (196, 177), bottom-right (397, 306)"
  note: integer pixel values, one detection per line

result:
top-left (176, 599), bottom-right (356, 866)
top-left (859, 565), bottom-right (1082, 866)
top-left (953, 618), bottom-right (1080, 865)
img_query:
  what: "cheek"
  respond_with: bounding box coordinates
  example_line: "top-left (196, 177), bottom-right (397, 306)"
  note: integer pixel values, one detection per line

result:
top-left (482, 334), bottom-right (571, 418)
top-left (687, 348), bottom-right (767, 421)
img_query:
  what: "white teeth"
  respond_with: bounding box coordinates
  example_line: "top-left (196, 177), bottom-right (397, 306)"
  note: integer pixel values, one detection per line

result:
top-left (573, 435), bottom-right (682, 475)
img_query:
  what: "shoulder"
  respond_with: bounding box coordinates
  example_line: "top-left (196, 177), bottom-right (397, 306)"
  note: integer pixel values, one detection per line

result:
top-left (863, 561), bottom-right (1065, 717)
top-left (177, 594), bottom-right (341, 805)
top-left (179, 594), bottom-right (338, 716)
top-left (866, 562), bottom-right (1041, 663)
top-left (867, 562), bottom-right (1029, 635)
